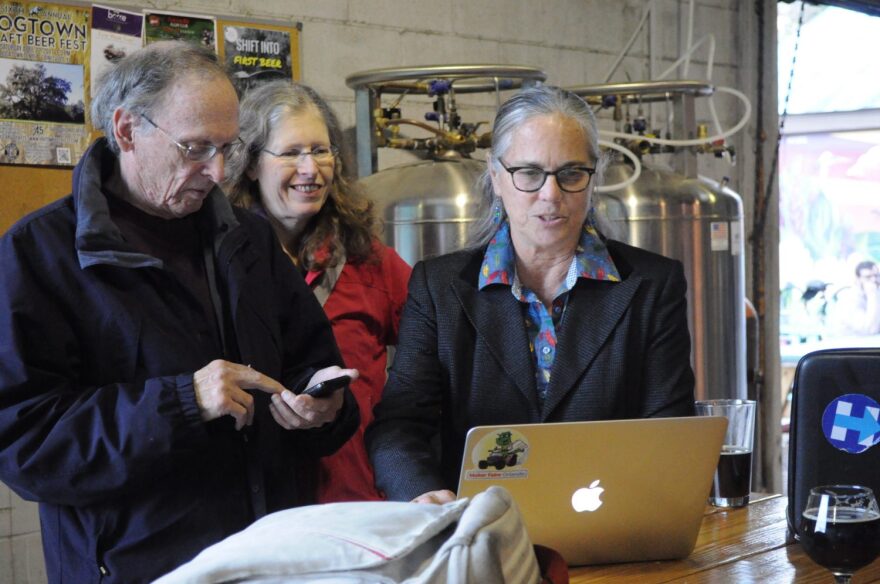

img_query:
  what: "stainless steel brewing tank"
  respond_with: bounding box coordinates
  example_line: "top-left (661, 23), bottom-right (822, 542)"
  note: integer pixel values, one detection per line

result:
top-left (595, 162), bottom-right (747, 402)
top-left (361, 156), bottom-right (487, 266)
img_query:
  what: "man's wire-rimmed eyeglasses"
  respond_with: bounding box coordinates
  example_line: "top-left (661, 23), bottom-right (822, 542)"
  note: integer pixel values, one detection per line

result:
top-left (261, 145), bottom-right (339, 167)
top-left (141, 114), bottom-right (241, 163)
top-left (497, 159), bottom-right (596, 193)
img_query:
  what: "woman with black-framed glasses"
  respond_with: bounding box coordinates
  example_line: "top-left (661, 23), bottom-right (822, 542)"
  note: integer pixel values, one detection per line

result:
top-left (367, 85), bottom-right (696, 505)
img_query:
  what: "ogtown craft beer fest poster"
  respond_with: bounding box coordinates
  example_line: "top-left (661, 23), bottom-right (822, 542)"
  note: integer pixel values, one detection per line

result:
top-left (0, 2), bottom-right (300, 167)
top-left (0, 1), bottom-right (89, 165)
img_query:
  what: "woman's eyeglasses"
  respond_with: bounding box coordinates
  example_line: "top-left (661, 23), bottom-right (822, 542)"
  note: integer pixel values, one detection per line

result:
top-left (261, 146), bottom-right (338, 166)
top-left (498, 159), bottom-right (595, 193)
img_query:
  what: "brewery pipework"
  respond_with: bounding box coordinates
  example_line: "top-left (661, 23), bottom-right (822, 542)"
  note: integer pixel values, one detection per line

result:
top-left (345, 64), bottom-right (547, 177)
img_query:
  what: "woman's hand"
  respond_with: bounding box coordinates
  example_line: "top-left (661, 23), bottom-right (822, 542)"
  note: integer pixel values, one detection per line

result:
top-left (411, 489), bottom-right (456, 505)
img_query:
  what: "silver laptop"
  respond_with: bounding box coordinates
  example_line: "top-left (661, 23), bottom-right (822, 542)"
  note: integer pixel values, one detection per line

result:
top-left (456, 416), bottom-right (727, 566)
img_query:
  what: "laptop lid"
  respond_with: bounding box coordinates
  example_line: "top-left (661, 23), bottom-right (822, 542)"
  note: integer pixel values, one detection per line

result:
top-left (456, 416), bottom-right (727, 566)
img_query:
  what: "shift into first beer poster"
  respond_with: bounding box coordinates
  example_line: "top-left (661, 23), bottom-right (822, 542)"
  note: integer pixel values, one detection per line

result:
top-left (0, 1), bottom-right (89, 166)
top-left (219, 20), bottom-right (300, 96)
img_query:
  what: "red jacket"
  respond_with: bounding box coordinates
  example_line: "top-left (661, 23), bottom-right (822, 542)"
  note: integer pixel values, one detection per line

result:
top-left (306, 242), bottom-right (411, 501)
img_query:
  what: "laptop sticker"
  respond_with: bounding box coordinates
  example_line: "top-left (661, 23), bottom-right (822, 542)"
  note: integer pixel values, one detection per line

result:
top-left (463, 429), bottom-right (530, 480)
top-left (821, 393), bottom-right (880, 454)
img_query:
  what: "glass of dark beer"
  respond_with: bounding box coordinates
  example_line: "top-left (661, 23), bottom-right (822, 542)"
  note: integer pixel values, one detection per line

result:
top-left (798, 485), bottom-right (880, 584)
top-left (694, 399), bottom-right (756, 507)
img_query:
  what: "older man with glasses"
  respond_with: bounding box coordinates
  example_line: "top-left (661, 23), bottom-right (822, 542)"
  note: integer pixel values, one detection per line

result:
top-left (0, 41), bottom-right (358, 583)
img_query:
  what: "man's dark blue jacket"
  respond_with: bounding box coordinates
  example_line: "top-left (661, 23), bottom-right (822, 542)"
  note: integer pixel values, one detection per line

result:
top-left (0, 139), bottom-right (359, 583)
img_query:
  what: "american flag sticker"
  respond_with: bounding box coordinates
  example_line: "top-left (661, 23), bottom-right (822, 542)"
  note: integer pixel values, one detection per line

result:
top-left (710, 221), bottom-right (729, 252)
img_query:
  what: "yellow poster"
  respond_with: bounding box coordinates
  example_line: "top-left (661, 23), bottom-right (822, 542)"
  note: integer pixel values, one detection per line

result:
top-left (0, 1), bottom-right (90, 166)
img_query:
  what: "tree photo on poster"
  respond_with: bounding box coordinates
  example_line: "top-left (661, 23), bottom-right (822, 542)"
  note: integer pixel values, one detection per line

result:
top-left (0, 60), bottom-right (83, 123)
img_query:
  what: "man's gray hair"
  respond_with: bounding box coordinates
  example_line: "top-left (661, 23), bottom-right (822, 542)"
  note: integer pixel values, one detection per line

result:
top-left (469, 85), bottom-right (605, 247)
top-left (91, 41), bottom-right (230, 153)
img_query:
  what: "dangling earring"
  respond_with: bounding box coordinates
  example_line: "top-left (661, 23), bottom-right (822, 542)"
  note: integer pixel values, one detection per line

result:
top-left (492, 199), bottom-right (503, 224)
top-left (586, 206), bottom-right (597, 226)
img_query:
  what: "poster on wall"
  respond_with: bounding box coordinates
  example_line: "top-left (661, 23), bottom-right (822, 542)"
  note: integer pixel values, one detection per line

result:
top-left (143, 10), bottom-right (216, 52)
top-left (0, 1), bottom-right (90, 166)
top-left (90, 5), bottom-right (142, 99)
top-left (219, 20), bottom-right (300, 95)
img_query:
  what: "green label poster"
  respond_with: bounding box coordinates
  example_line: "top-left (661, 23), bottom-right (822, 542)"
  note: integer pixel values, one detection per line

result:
top-left (143, 10), bottom-right (216, 52)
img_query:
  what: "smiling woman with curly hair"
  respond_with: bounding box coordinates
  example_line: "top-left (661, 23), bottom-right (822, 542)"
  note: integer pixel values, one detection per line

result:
top-left (225, 80), bottom-right (412, 503)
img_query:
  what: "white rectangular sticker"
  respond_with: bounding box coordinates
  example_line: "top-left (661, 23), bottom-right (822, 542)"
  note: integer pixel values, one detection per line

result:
top-left (710, 221), bottom-right (729, 252)
top-left (730, 220), bottom-right (742, 256)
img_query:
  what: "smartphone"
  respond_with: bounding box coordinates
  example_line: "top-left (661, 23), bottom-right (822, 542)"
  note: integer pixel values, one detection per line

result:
top-left (300, 375), bottom-right (351, 398)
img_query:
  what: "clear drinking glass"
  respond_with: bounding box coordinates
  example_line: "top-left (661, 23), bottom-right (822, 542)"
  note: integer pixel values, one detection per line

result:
top-left (694, 399), bottom-right (756, 507)
top-left (797, 485), bottom-right (880, 583)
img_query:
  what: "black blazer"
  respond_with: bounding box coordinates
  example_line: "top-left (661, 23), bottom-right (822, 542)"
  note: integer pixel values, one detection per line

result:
top-left (366, 240), bottom-right (695, 501)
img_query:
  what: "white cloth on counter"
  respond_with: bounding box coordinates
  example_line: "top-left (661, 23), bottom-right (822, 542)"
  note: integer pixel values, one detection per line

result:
top-left (152, 485), bottom-right (540, 584)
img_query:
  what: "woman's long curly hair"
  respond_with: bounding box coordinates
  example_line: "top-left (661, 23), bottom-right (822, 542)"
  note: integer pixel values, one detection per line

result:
top-left (225, 80), bottom-right (376, 270)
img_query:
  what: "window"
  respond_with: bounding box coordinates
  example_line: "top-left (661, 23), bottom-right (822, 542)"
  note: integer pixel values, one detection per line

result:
top-left (778, 3), bottom-right (880, 362)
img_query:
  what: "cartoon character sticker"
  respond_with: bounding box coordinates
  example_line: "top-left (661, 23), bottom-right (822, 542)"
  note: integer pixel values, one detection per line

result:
top-left (463, 429), bottom-right (530, 480)
top-left (821, 393), bottom-right (880, 454)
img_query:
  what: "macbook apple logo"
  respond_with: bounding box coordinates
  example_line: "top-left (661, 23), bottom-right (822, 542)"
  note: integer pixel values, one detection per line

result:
top-left (571, 479), bottom-right (604, 512)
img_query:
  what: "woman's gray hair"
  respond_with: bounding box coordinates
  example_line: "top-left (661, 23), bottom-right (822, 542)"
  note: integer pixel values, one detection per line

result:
top-left (469, 85), bottom-right (606, 247)
top-left (90, 41), bottom-right (229, 153)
